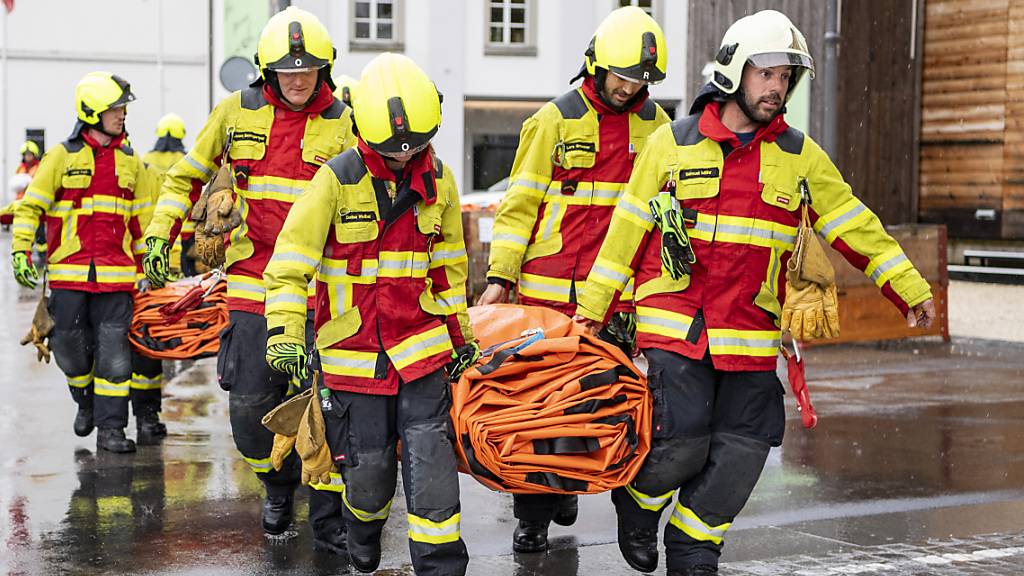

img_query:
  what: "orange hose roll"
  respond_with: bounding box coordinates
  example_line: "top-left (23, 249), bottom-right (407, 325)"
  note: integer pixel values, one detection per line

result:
top-left (130, 273), bottom-right (228, 360)
top-left (453, 304), bottom-right (651, 495)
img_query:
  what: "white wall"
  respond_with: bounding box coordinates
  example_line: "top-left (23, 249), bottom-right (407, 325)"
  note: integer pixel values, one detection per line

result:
top-left (0, 0), bottom-right (211, 202)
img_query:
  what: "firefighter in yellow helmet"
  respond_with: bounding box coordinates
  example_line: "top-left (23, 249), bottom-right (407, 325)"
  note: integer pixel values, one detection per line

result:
top-left (264, 52), bottom-right (475, 575)
top-left (142, 6), bottom-right (356, 550)
top-left (477, 5), bottom-right (671, 553)
top-left (333, 74), bottom-right (357, 108)
top-left (16, 140), bottom-right (40, 177)
top-left (574, 11), bottom-right (935, 574)
top-left (11, 72), bottom-right (163, 453)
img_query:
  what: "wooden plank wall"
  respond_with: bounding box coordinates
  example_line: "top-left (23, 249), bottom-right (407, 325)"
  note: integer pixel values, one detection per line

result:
top-left (1004, 0), bottom-right (1024, 237)
top-left (919, 0), bottom-right (1010, 238)
top-left (836, 0), bottom-right (921, 225)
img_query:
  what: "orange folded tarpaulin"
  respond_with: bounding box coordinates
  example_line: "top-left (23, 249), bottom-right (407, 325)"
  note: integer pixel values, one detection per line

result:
top-left (130, 273), bottom-right (227, 360)
top-left (452, 304), bottom-right (650, 495)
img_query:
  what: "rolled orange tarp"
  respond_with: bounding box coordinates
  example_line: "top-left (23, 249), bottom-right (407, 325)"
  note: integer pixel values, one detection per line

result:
top-left (130, 273), bottom-right (227, 360)
top-left (452, 304), bottom-right (650, 495)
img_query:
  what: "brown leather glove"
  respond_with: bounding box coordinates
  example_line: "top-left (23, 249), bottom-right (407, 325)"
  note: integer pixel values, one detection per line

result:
top-left (262, 388), bottom-right (313, 471)
top-left (20, 294), bottom-right (54, 363)
top-left (296, 381), bottom-right (334, 485)
top-left (781, 281), bottom-right (840, 341)
top-left (193, 228), bottom-right (226, 268)
top-left (203, 188), bottom-right (241, 235)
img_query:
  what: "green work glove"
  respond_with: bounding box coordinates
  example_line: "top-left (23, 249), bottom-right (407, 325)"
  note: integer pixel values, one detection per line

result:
top-left (649, 192), bottom-right (696, 280)
top-left (142, 237), bottom-right (171, 287)
top-left (448, 342), bottom-right (481, 382)
top-left (267, 342), bottom-right (308, 380)
top-left (12, 251), bottom-right (39, 289)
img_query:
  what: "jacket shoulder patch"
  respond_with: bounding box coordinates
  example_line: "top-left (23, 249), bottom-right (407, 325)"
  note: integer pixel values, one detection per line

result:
top-left (120, 143), bottom-right (135, 156)
top-left (775, 127), bottom-right (805, 155)
top-left (240, 87), bottom-right (268, 111)
top-left (326, 149), bottom-right (367, 185)
top-left (321, 98), bottom-right (347, 120)
top-left (671, 115), bottom-right (703, 146)
top-left (553, 89), bottom-right (589, 120)
top-left (636, 99), bottom-right (658, 121)
top-left (62, 138), bottom-right (86, 153)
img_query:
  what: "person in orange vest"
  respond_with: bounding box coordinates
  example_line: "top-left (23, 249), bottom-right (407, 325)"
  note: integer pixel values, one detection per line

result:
top-left (16, 140), bottom-right (40, 178)
top-left (477, 6), bottom-right (671, 553)
top-left (142, 7), bottom-right (355, 552)
top-left (11, 72), bottom-right (162, 453)
top-left (574, 11), bottom-right (936, 576)
top-left (264, 53), bottom-right (477, 576)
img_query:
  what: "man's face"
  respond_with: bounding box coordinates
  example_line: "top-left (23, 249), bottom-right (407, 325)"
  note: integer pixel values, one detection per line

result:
top-left (277, 69), bottom-right (320, 107)
top-left (739, 64), bottom-right (792, 123)
top-left (602, 72), bottom-right (646, 109)
top-left (100, 106), bottom-right (127, 135)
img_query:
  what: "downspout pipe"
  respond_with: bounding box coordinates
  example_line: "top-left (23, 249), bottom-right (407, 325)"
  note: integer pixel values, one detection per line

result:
top-left (823, 0), bottom-right (840, 158)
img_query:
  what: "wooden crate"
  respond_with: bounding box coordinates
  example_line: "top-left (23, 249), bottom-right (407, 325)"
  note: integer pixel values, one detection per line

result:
top-left (823, 224), bottom-right (949, 344)
top-left (461, 207), bottom-right (496, 305)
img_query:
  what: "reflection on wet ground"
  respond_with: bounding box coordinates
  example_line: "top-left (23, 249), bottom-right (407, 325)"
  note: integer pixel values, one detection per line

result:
top-left (1, 258), bottom-right (1023, 574)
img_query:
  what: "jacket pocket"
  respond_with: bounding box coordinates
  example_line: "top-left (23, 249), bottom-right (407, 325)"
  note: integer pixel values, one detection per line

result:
top-left (228, 133), bottom-right (268, 161)
top-left (522, 199), bottom-right (565, 262)
top-left (315, 306), bottom-right (362, 349)
top-left (216, 323), bottom-right (237, 391)
top-left (636, 273), bottom-right (690, 301)
top-left (760, 182), bottom-right (800, 212)
top-left (676, 176), bottom-right (719, 201)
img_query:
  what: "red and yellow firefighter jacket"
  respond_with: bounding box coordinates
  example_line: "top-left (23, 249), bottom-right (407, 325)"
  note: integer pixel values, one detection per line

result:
top-left (13, 131), bottom-right (161, 292)
top-left (577, 101), bottom-right (933, 371)
top-left (264, 147), bottom-right (474, 395)
top-left (144, 83), bottom-right (356, 313)
top-left (488, 78), bottom-right (670, 317)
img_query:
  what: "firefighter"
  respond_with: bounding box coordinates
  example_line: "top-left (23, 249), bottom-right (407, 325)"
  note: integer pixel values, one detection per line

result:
top-left (143, 112), bottom-right (195, 277)
top-left (264, 52), bottom-right (476, 576)
top-left (129, 113), bottom-right (192, 432)
top-left (16, 140), bottom-right (40, 177)
top-left (143, 113), bottom-right (187, 171)
top-left (476, 6), bottom-right (671, 553)
top-left (574, 10), bottom-right (936, 575)
top-left (11, 71), bottom-right (162, 453)
top-left (334, 74), bottom-right (357, 108)
top-left (141, 7), bottom-right (356, 550)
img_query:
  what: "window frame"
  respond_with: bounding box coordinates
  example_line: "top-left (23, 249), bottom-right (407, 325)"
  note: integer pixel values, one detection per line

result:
top-left (484, 0), bottom-right (537, 57)
top-left (349, 0), bottom-right (405, 52)
top-left (615, 0), bottom-right (664, 25)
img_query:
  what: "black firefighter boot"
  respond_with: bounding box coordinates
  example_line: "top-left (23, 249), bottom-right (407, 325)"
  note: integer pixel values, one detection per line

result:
top-left (347, 528), bottom-right (383, 573)
top-left (73, 406), bottom-right (95, 437)
top-left (136, 412), bottom-right (167, 446)
top-left (261, 493), bottom-right (294, 535)
top-left (313, 522), bottom-right (348, 555)
top-left (97, 427), bottom-right (137, 453)
top-left (512, 520), bottom-right (549, 553)
top-left (618, 519), bottom-right (659, 573)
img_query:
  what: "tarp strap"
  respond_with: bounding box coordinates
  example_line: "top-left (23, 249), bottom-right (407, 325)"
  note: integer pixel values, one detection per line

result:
top-left (532, 436), bottom-right (601, 455)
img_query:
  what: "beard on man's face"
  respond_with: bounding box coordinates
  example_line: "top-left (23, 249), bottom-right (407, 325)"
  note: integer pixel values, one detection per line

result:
top-left (737, 88), bottom-right (783, 124)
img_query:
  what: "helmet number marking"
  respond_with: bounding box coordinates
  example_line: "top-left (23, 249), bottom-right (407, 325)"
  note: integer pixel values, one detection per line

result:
top-left (401, 143), bottom-right (410, 152)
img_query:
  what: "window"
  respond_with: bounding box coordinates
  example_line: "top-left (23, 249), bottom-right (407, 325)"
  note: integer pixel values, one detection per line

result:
top-left (486, 0), bottom-right (536, 56)
top-left (350, 0), bottom-right (403, 51)
top-left (617, 0), bottom-right (661, 22)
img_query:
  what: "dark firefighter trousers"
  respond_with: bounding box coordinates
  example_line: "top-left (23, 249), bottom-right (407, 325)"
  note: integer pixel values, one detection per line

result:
top-left (322, 367), bottom-right (469, 576)
top-left (613, 347), bottom-right (785, 571)
top-left (130, 349), bottom-right (163, 419)
top-left (48, 289), bottom-right (134, 429)
top-left (216, 310), bottom-right (343, 536)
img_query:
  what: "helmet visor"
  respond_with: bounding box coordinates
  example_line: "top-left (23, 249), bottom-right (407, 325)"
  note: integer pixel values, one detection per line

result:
top-left (747, 52), bottom-right (815, 75)
top-left (607, 64), bottom-right (665, 85)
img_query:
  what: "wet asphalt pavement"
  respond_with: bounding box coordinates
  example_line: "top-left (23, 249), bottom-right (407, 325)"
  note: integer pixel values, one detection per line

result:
top-left (2, 249), bottom-right (1024, 574)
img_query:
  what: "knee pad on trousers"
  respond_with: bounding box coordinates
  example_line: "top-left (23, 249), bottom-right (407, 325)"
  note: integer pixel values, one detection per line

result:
top-left (680, 432), bottom-right (771, 526)
top-left (402, 419), bottom-right (460, 519)
top-left (228, 390), bottom-right (280, 458)
top-left (632, 434), bottom-right (711, 497)
top-left (345, 445), bottom-right (398, 519)
top-left (95, 323), bottom-right (131, 382)
top-left (51, 328), bottom-right (93, 378)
